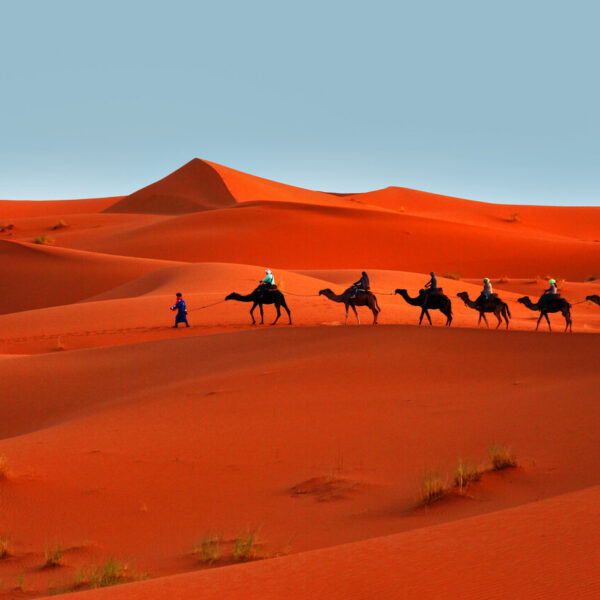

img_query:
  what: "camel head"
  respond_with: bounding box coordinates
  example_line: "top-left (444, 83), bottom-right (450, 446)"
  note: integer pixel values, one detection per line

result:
top-left (457, 291), bottom-right (469, 301)
top-left (586, 295), bottom-right (600, 305)
top-left (318, 288), bottom-right (333, 296)
top-left (517, 296), bottom-right (529, 305)
top-left (394, 289), bottom-right (406, 295)
top-left (225, 293), bottom-right (236, 301)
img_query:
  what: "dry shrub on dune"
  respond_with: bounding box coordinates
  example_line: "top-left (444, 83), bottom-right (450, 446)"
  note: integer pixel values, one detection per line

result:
top-left (44, 544), bottom-right (63, 568)
top-left (0, 454), bottom-right (8, 479)
top-left (194, 532), bottom-right (222, 564)
top-left (420, 471), bottom-right (447, 505)
top-left (507, 212), bottom-right (521, 223)
top-left (233, 530), bottom-right (258, 562)
top-left (488, 444), bottom-right (517, 470)
top-left (454, 460), bottom-right (483, 492)
top-left (0, 538), bottom-right (9, 559)
top-left (584, 275), bottom-right (597, 282)
top-left (441, 272), bottom-right (462, 281)
top-left (33, 235), bottom-right (55, 245)
top-left (51, 219), bottom-right (69, 230)
top-left (498, 275), bottom-right (510, 283)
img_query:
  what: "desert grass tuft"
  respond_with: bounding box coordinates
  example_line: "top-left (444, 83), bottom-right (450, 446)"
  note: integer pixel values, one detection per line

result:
top-left (51, 219), bottom-right (69, 230)
top-left (441, 272), bottom-right (462, 281)
top-left (584, 275), bottom-right (598, 282)
top-left (454, 460), bottom-right (483, 493)
top-left (498, 275), bottom-right (510, 283)
top-left (488, 444), bottom-right (517, 470)
top-left (0, 223), bottom-right (14, 233)
top-left (72, 558), bottom-right (142, 590)
top-left (0, 538), bottom-right (9, 559)
top-left (420, 471), bottom-right (447, 505)
top-left (55, 336), bottom-right (65, 351)
top-left (33, 235), bottom-right (55, 245)
top-left (507, 212), bottom-right (521, 223)
top-left (193, 532), bottom-right (222, 564)
top-left (232, 530), bottom-right (258, 562)
top-left (44, 544), bottom-right (63, 568)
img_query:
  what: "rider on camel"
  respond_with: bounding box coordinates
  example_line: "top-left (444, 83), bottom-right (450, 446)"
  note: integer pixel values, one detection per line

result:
top-left (351, 271), bottom-right (370, 298)
top-left (476, 278), bottom-right (493, 307)
top-left (541, 278), bottom-right (558, 309)
top-left (257, 269), bottom-right (275, 295)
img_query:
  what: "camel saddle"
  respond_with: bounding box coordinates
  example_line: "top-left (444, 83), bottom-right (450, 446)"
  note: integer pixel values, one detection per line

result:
top-left (423, 287), bottom-right (443, 295)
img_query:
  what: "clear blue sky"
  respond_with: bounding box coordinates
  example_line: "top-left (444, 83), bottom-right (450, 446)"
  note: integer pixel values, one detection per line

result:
top-left (0, 0), bottom-right (598, 205)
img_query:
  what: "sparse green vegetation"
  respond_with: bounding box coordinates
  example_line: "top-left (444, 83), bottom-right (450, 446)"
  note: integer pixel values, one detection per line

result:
top-left (44, 544), bottom-right (63, 568)
top-left (420, 471), bottom-right (447, 505)
top-left (33, 235), bottom-right (55, 245)
top-left (488, 444), bottom-right (517, 470)
top-left (454, 460), bottom-right (483, 493)
top-left (193, 532), bottom-right (222, 564)
top-left (233, 530), bottom-right (257, 562)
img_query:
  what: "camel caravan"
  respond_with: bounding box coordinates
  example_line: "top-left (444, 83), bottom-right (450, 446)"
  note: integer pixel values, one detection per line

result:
top-left (220, 269), bottom-right (593, 333)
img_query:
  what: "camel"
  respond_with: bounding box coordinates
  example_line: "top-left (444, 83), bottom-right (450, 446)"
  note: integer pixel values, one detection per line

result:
top-left (517, 295), bottom-right (572, 332)
top-left (395, 289), bottom-right (452, 326)
top-left (586, 295), bottom-right (600, 306)
top-left (225, 289), bottom-right (292, 325)
top-left (457, 291), bottom-right (511, 329)
top-left (318, 288), bottom-right (380, 325)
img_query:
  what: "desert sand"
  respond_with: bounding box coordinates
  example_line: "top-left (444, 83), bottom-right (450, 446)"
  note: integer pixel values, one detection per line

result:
top-left (0, 159), bottom-right (597, 598)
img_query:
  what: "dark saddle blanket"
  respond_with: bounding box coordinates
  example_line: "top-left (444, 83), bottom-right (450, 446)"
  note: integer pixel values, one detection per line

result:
top-left (422, 287), bottom-right (444, 295)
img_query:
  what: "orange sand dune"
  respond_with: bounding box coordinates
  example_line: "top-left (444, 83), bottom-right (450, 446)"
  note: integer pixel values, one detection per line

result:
top-left (0, 240), bottom-right (174, 314)
top-left (0, 197), bottom-right (121, 219)
top-left (39, 486), bottom-right (600, 600)
top-left (0, 327), bottom-right (598, 598)
top-left (105, 159), bottom-right (238, 215)
top-left (56, 200), bottom-right (600, 280)
top-left (0, 159), bottom-right (598, 599)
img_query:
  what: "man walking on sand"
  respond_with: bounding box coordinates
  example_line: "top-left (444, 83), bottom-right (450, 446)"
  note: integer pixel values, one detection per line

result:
top-left (170, 292), bottom-right (190, 328)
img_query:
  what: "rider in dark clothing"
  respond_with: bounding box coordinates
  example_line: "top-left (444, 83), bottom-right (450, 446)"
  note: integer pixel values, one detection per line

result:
top-left (351, 271), bottom-right (370, 298)
top-left (425, 271), bottom-right (437, 291)
top-left (170, 293), bottom-right (190, 328)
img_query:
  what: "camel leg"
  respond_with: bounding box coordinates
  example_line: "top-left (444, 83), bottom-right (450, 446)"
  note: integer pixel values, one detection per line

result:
top-left (271, 303), bottom-right (281, 325)
top-left (535, 313), bottom-right (543, 331)
top-left (481, 313), bottom-right (489, 328)
top-left (283, 303), bottom-right (292, 325)
top-left (477, 313), bottom-right (482, 327)
top-left (424, 309), bottom-right (432, 326)
top-left (259, 303), bottom-right (264, 325)
top-left (350, 304), bottom-right (360, 325)
top-left (503, 307), bottom-right (510, 329)
top-left (563, 309), bottom-right (572, 332)
top-left (344, 303), bottom-right (349, 325)
top-left (543, 312), bottom-right (552, 332)
top-left (494, 311), bottom-right (502, 329)
top-left (250, 302), bottom-right (257, 325)
top-left (418, 309), bottom-right (425, 325)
